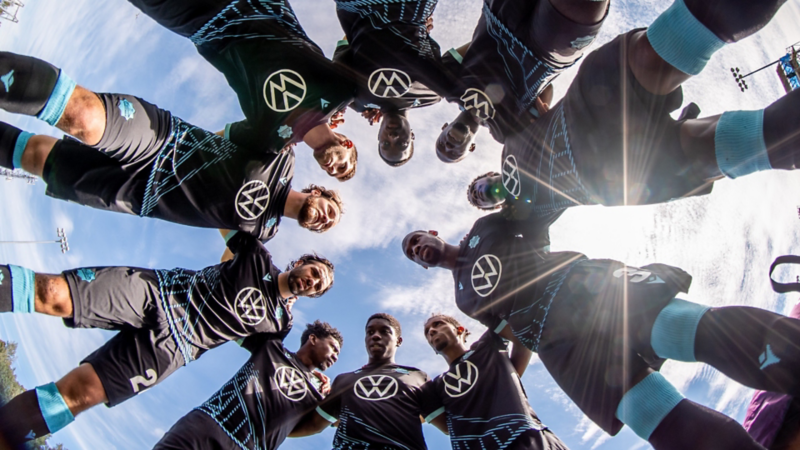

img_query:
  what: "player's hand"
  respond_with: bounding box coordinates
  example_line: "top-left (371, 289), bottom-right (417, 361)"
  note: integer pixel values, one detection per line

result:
top-left (531, 97), bottom-right (550, 121)
top-left (313, 371), bottom-right (331, 395)
top-left (425, 15), bottom-right (434, 33)
top-left (329, 110), bottom-right (346, 129)
top-left (285, 296), bottom-right (298, 310)
top-left (361, 109), bottom-right (382, 126)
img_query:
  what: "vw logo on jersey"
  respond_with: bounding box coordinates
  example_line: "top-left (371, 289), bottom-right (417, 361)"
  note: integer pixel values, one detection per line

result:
top-left (460, 88), bottom-right (495, 121)
top-left (354, 375), bottom-right (399, 401)
top-left (502, 155), bottom-right (521, 197)
top-left (236, 180), bottom-right (270, 221)
top-left (274, 366), bottom-right (308, 401)
top-left (368, 69), bottom-right (412, 98)
top-left (263, 69), bottom-right (307, 112)
top-left (471, 254), bottom-right (503, 297)
top-left (235, 287), bottom-right (268, 326)
top-left (443, 360), bottom-right (479, 398)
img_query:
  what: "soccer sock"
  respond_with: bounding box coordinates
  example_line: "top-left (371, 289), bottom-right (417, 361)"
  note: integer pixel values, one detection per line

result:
top-left (650, 298), bottom-right (710, 361)
top-left (714, 110), bottom-right (772, 178)
top-left (615, 372), bottom-right (685, 440)
top-left (648, 399), bottom-right (767, 450)
top-left (762, 88), bottom-right (800, 171)
top-left (0, 264), bottom-right (35, 313)
top-left (0, 383), bottom-right (74, 446)
top-left (694, 306), bottom-right (800, 396)
top-left (0, 52), bottom-right (75, 125)
top-left (0, 122), bottom-right (33, 170)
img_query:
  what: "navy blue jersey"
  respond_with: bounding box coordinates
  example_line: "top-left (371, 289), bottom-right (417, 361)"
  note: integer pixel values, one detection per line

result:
top-left (317, 364), bottom-right (429, 450)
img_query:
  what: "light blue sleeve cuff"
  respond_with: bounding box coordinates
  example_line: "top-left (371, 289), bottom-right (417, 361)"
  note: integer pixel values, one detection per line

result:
top-left (615, 372), bottom-right (684, 440)
top-left (424, 406), bottom-right (445, 423)
top-left (224, 230), bottom-right (238, 244)
top-left (714, 110), bottom-right (771, 179)
top-left (36, 71), bottom-right (77, 126)
top-left (224, 123), bottom-right (233, 140)
top-left (336, 39), bottom-right (349, 47)
top-left (316, 406), bottom-right (337, 423)
top-left (13, 131), bottom-right (33, 170)
top-left (493, 319), bottom-right (508, 334)
top-left (10, 265), bottom-right (35, 313)
top-left (447, 48), bottom-right (464, 64)
top-left (36, 382), bottom-right (75, 433)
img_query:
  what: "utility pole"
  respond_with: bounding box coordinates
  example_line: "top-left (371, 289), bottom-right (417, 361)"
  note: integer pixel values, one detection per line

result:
top-left (0, 168), bottom-right (35, 184)
top-left (0, 0), bottom-right (24, 25)
top-left (0, 228), bottom-right (70, 253)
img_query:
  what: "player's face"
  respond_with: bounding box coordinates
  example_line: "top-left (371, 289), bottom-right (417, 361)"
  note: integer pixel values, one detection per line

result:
top-left (315, 144), bottom-right (354, 180)
top-left (469, 174), bottom-right (506, 209)
top-left (378, 112), bottom-right (413, 164)
top-left (424, 317), bottom-right (459, 353)
top-left (299, 194), bottom-right (341, 232)
top-left (436, 119), bottom-right (475, 163)
top-left (310, 335), bottom-right (341, 371)
top-left (365, 318), bottom-right (401, 360)
top-left (402, 231), bottom-right (446, 268)
top-left (287, 261), bottom-right (332, 297)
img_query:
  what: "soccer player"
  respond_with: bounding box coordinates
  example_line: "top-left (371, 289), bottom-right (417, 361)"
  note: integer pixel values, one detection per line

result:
top-left (0, 231), bottom-right (334, 446)
top-left (153, 320), bottom-right (343, 450)
top-left (467, 0), bottom-right (797, 217)
top-left (401, 215), bottom-right (800, 449)
top-left (435, 0), bottom-right (608, 162)
top-left (332, 0), bottom-right (456, 166)
top-left (119, 0), bottom-right (359, 179)
top-left (420, 314), bottom-right (570, 450)
top-left (292, 313), bottom-right (431, 449)
top-left (0, 52), bottom-right (345, 242)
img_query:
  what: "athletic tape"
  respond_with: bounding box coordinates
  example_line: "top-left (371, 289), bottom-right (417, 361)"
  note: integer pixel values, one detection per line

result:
top-left (12, 131), bottom-right (33, 170)
top-left (35, 382), bottom-right (75, 433)
top-left (9, 265), bottom-right (34, 313)
top-left (651, 298), bottom-right (710, 361)
top-left (36, 71), bottom-right (76, 126)
top-left (615, 372), bottom-right (685, 439)
top-left (715, 110), bottom-right (771, 179)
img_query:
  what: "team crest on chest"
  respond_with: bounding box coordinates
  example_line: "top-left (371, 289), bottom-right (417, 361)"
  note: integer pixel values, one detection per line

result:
top-left (368, 69), bottom-right (412, 98)
top-left (502, 155), bottom-right (521, 197)
top-left (354, 375), bottom-right (399, 401)
top-left (274, 366), bottom-right (308, 401)
top-left (263, 69), bottom-right (307, 112)
top-left (235, 287), bottom-right (268, 326)
top-left (460, 88), bottom-right (495, 121)
top-left (443, 360), bottom-right (479, 397)
top-left (236, 180), bottom-right (270, 220)
top-left (471, 254), bottom-right (502, 297)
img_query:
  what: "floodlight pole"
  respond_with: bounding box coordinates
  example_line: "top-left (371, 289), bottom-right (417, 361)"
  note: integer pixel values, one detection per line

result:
top-left (730, 60), bottom-right (781, 92)
top-left (0, 168), bottom-right (36, 184)
top-left (0, 227), bottom-right (70, 253)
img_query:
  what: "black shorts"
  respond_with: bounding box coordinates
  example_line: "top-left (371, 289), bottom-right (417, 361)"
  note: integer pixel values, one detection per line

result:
top-left (153, 410), bottom-right (233, 450)
top-left (565, 30), bottom-right (713, 207)
top-left (537, 259), bottom-right (692, 436)
top-left (64, 267), bottom-right (204, 406)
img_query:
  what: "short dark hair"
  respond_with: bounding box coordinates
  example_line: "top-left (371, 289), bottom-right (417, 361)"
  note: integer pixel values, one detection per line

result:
top-left (379, 141), bottom-right (414, 167)
top-left (366, 312), bottom-right (402, 337)
top-left (467, 171), bottom-right (503, 211)
top-left (425, 313), bottom-right (471, 341)
top-left (286, 253), bottom-right (335, 298)
top-left (301, 320), bottom-right (344, 347)
top-left (301, 184), bottom-right (345, 218)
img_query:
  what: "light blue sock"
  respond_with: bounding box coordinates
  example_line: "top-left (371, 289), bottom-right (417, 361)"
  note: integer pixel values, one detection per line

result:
top-left (35, 382), bottom-right (75, 433)
top-left (9, 264), bottom-right (35, 313)
top-left (12, 131), bottom-right (33, 170)
top-left (646, 0), bottom-right (726, 75)
top-left (651, 298), bottom-right (710, 361)
top-left (715, 110), bottom-right (772, 179)
top-left (36, 71), bottom-right (76, 126)
top-left (616, 372), bottom-right (685, 440)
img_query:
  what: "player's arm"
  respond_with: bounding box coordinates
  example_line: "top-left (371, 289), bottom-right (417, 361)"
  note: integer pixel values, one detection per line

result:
top-left (215, 130), bottom-right (224, 137)
top-left (498, 324), bottom-right (533, 377)
top-left (219, 229), bottom-right (235, 262)
top-left (429, 414), bottom-right (449, 435)
top-left (289, 408), bottom-right (338, 437)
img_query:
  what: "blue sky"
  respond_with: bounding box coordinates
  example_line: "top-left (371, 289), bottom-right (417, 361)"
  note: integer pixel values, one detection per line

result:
top-left (1, 0), bottom-right (800, 448)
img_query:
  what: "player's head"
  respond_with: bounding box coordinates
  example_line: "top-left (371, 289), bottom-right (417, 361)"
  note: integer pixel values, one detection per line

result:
top-left (378, 111), bottom-right (414, 167)
top-left (423, 314), bottom-right (470, 353)
top-left (298, 184), bottom-right (344, 233)
top-left (436, 111), bottom-right (477, 163)
top-left (401, 230), bottom-right (447, 269)
top-left (467, 171), bottom-right (506, 210)
top-left (314, 132), bottom-right (358, 181)
top-left (300, 320), bottom-right (343, 371)
top-left (365, 313), bottom-right (403, 361)
top-left (285, 254), bottom-right (335, 298)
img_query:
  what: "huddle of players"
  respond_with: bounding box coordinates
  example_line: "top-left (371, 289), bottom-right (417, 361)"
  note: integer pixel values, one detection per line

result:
top-left (1, 0), bottom-right (800, 448)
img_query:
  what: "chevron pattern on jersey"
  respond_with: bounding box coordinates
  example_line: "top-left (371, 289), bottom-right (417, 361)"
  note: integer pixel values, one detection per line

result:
top-left (333, 406), bottom-right (414, 450)
top-left (335, 0), bottom-right (437, 58)
top-left (156, 266), bottom-right (222, 364)
top-left (197, 361), bottom-right (266, 449)
top-left (190, 0), bottom-right (310, 47)
top-left (447, 413), bottom-right (543, 450)
top-left (140, 117), bottom-right (241, 218)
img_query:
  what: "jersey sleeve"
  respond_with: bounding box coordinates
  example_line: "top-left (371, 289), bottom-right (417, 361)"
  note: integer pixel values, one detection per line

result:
top-left (226, 119), bottom-right (281, 154)
top-left (225, 230), bottom-right (265, 256)
top-left (419, 379), bottom-right (445, 423)
top-left (316, 374), bottom-right (345, 423)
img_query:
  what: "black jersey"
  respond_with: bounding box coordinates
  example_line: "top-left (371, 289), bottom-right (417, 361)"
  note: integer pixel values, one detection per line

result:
top-left (195, 334), bottom-right (325, 450)
top-left (188, 0), bottom-right (355, 152)
top-left (454, 213), bottom-right (585, 351)
top-left (317, 364), bottom-right (429, 450)
top-left (421, 331), bottom-right (560, 450)
top-left (157, 232), bottom-right (292, 364)
top-left (333, 0), bottom-right (455, 112)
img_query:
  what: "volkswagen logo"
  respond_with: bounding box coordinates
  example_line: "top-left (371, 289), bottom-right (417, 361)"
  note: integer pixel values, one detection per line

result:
top-left (471, 254), bottom-right (502, 297)
top-left (368, 69), bottom-right (412, 98)
top-left (263, 69), bottom-right (307, 112)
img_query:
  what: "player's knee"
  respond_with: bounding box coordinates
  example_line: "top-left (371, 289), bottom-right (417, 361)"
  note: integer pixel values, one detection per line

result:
top-left (56, 363), bottom-right (107, 415)
top-left (35, 273), bottom-right (72, 317)
top-left (20, 135), bottom-right (56, 177)
top-left (59, 86), bottom-right (105, 145)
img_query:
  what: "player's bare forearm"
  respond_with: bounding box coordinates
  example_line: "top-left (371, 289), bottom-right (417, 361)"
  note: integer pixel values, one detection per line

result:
top-left (430, 414), bottom-right (449, 435)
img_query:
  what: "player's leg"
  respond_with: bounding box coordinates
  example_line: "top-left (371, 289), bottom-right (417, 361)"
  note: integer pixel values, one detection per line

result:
top-left (152, 410), bottom-right (231, 450)
top-left (0, 265), bottom-right (73, 316)
top-left (0, 363), bottom-right (106, 446)
top-left (630, 0), bottom-right (788, 95)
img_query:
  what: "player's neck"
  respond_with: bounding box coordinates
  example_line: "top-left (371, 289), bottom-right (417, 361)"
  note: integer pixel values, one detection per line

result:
top-left (277, 272), bottom-right (293, 299)
top-left (283, 189), bottom-right (306, 220)
top-left (295, 345), bottom-right (317, 370)
top-left (365, 355), bottom-right (396, 368)
top-left (303, 123), bottom-right (337, 152)
top-left (441, 244), bottom-right (460, 270)
top-left (440, 343), bottom-right (469, 365)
